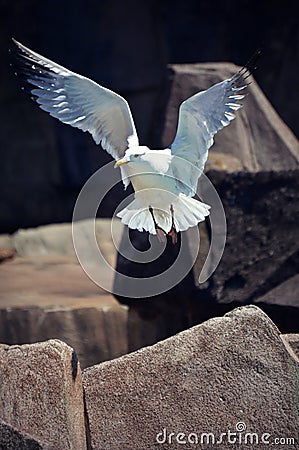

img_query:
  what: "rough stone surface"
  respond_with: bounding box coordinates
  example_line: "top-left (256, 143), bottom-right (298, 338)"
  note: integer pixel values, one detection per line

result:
top-left (256, 274), bottom-right (299, 307)
top-left (4, 218), bottom-right (123, 263)
top-left (0, 255), bottom-right (128, 368)
top-left (83, 306), bottom-right (299, 450)
top-left (282, 334), bottom-right (299, 361)
top-left (0, 421), bottom-right (50, 450)
top-left (198, 171), bottom-right (299, 306)
top-left (0, 340), bottom-right (86, 450)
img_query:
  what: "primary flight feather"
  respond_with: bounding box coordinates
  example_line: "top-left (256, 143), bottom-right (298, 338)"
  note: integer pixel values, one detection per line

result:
top-left (12, 39), bottom-right (252, 243)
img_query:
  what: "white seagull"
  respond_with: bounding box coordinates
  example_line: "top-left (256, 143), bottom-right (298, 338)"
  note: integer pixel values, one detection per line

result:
top-left (13, 39), bottom-right (253, 244)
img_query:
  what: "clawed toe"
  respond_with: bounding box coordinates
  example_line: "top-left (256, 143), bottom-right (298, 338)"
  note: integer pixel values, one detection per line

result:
top-left (168, 227), bottom-right (177, 244)
top-left (168, 204), bottom-right (178, 244)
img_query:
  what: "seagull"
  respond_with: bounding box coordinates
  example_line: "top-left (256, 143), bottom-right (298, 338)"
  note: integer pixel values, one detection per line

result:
top-left (12, 39), bottom-right (254, 244)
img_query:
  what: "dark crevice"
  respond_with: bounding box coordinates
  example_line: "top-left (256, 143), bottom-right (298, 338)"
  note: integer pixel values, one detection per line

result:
top-left (83, 392), bottom-right (92, 450)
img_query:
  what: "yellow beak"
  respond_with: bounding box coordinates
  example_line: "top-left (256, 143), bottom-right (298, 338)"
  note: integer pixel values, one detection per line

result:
top-left (114, 157), bottom-right (129, 168)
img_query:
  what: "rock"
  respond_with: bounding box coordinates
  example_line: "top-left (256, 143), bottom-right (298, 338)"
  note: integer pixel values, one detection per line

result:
top-left (0, 340), bottom-right (86, 450)
top-left (161, 1), bottom-right (299, 138)
top-left (253, 275), bottom-right (299, 333)
top-left (198, 170), bottom-right (299, 307)
top-left (10, 218), bottom-right (123, 263)
top-left (83, 306), bottom-right (299, 449)
top-left (255, 274), bottom-right (299, 307)
top-left (282, 334), bottom-right (299, 360)
top-left (0, 421), bottom-right (50, 450)
top-left (0, 254), bottom-right (128, 368)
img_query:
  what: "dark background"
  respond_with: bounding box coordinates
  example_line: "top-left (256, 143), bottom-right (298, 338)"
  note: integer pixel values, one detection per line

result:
top-left (0, 0), bottom-right (298, 232)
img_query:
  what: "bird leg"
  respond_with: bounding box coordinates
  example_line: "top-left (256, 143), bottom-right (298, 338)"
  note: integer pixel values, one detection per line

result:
top-left (168, 204), bottom-right (178, 244)
top-left (149, 206), bottom-right (166, 242)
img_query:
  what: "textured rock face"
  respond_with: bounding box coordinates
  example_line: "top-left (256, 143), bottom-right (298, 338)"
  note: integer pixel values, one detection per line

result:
top-left (0, 219), bottom-right (129, 368)
top-left (0, 255), bottom-right (128, 369)
top-left (0, 307), bottom-right (298, 448)
top-left (0, 340), bottom-right (86, 450)
top-left (83, 306), bottom-right (299, 450)
top-left (256, 274), bottom-right (299, 307)
top-left (0, 421), bottom-right (50, 450)
top-left (199, 170), bottom-right (299, 306)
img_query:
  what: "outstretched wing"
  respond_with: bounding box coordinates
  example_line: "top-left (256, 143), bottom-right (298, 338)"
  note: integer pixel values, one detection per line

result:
top-left (13, 39), bottom-right (139, 187)
top-left (170, 66), bottom-right (251, 196)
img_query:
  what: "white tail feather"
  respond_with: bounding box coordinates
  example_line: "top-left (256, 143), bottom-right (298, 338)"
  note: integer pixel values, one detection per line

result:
top-left (117, 193), bottom-right (210, 235)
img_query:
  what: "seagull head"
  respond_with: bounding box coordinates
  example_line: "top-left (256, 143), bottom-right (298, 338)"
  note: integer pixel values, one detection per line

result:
top-left (114, 147), bottom-right (148, 168)
top-left (114, 147), bottom-right (172, 175)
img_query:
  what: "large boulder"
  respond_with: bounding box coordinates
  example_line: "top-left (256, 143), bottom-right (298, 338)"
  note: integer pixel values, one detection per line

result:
top-left (0, 340), bottom-right (86, 450)
top-left (83, 306), bottom-right (299, 449)
top-left (0, 222), bottom-right (129, 368)
top-left (198, 170), bottom-right (299, 306)
top-left (0, 219), bottom-right (129, 368)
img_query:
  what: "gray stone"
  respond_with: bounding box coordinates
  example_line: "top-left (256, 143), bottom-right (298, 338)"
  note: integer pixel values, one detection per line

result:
top-left (0, 340), bottom-right (86, 449)
top-left (199, 170), bottom-right (299, 307)
top-left (10, 218), bottom-right (123, 262)
top-left (83, 306), bottom-right (299, 450)
top-left (256, 274), bottom-right (299, 307)
top-left (282, 334), bottom-right (299, 361)
top-left (0, 255), bottom-right (128, 368)
top-left (0, 421), bottom-right (50, 450)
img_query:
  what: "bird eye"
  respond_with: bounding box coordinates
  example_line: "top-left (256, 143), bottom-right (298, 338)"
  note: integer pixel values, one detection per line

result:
top-left (133, 154), bottom-right (139, 158)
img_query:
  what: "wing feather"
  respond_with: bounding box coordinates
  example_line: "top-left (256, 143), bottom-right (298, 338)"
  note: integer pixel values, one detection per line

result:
top-left (170, 67), bottom-right (250, 195)
top-left (13, 39), bottom-right (139, 188)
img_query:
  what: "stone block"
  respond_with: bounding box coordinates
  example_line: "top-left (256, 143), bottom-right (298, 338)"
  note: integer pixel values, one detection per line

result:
top-left (0, 340), bottom-right (86, 449)
top-left (83, 306), bottom-right (299, 449)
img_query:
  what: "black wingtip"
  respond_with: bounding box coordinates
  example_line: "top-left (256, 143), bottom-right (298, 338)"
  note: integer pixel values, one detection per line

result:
top-left (244, 49), bottom-right (262, 73)
top-left (231, 49), bottom-right (262, 87)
